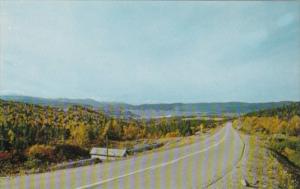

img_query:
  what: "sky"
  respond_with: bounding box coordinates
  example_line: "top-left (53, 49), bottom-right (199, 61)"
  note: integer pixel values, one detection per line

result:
top-left (0, 1), bottom-right (300, 104)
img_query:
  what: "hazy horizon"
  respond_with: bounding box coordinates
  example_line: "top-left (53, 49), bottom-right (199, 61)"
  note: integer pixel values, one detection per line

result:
top-left (0, 94), bottom-right (298, 106)
top-left (1, 1), bottom-right (300, 104)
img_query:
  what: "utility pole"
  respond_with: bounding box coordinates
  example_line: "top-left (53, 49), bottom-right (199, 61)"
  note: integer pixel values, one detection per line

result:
top-left (106, 134), bottom-right (109, 160)
top-left (104, 118), bottom-right (112, 161)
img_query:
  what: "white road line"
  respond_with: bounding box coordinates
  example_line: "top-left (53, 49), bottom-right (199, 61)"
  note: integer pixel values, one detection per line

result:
top-left (77, 128), bottom-right (229, 189)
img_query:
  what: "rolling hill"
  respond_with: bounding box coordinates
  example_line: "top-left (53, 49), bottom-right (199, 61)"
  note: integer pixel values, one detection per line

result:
top-left (0, 95), bottom-right (294, 117)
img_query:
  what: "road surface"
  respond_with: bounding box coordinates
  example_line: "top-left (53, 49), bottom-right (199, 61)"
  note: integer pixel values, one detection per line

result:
top-left (0, 122), bottom-right (244, 189)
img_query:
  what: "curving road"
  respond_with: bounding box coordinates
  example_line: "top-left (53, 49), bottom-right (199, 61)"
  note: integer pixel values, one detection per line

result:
top-left (1, 122), bottom-right (244, 189)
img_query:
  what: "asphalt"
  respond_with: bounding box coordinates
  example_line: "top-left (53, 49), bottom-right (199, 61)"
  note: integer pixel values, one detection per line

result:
top-left (0, 122), bottom-right (245, 189)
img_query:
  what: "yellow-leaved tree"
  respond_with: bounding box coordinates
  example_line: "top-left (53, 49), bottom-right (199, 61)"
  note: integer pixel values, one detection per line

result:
top-left (288, 115), bottom-right (300, 136)
top-left (70, 123), bottom-right (89, 147)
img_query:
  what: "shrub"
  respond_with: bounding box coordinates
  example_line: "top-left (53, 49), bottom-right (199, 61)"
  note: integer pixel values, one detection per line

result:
top-left (0, 151), bottom-right (11, 161)
top-left (165, 130), bottom-right (180, 138)
top-left (24, 158), bottom-right (42, 169)
top-left (54, 144), bottom-right (89, 161)
top-left (0, 151), bottom-right (13, 172)
top-left (26, 144), bottom-right (55, 162)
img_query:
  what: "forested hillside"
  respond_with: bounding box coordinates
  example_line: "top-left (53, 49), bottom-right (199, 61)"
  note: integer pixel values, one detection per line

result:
top-left (0, 99), bottom-right (108, 151)
top-left (0, 99), bottom-right (221, 175)
top-left (0, 99), bottom-right (221, 150)
top-left (0, 96), bottom-right (136, 119)
top-left (245, 102), bottom-right (300, 119)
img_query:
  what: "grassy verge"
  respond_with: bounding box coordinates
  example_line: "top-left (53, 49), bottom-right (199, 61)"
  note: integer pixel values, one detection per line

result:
top-left (245, 135), bottom-right (298, 189)
top-left (260, 135), bottom-right (300, 188)
top-left (266, 135), bottom-right (300, 168)
top-left (210, 133), bottom-right (298, 189)
top-left (241, 132), bottom-right (299, 188)
top-left (0, 144), bottom-right (90, 177)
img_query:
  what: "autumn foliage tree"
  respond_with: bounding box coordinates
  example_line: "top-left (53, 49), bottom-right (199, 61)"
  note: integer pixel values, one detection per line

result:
top-left (234, 102), bottom-right (300, 136)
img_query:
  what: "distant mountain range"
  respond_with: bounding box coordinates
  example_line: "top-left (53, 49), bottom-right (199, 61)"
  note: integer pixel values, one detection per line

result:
top-left (0, 95), bottom-right (135, 118)
top-left (0, 95), bottom-right (129, 108)
top-left (0, 95), bottom-right (295, 118)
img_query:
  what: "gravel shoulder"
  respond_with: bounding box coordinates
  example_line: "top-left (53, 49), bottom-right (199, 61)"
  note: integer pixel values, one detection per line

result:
top-left (209, 133), bottom-right (297, 189)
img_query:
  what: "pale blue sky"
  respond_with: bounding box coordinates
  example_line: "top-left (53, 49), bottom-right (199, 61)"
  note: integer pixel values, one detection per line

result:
top-left (0, 1), bottom-right (299, 104)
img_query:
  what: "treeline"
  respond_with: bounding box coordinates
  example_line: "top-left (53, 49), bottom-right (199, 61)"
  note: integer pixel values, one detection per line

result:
top-left (234, 102), bottom-right (300, 136)
top-left (233, 116), bottom-right (300, 136)
top-left (0, 99), bottom-right (220, 152)
top-left (245, 102), bottom-right (300, 119)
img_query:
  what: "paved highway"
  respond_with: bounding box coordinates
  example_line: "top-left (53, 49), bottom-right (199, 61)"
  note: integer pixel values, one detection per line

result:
top-left (0, 122), bottom-right (244, 189)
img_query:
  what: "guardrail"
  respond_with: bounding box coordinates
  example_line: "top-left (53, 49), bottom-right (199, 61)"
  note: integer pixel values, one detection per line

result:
top-left (127, 143), bottom-right (164, 154)
top-left (51, 158), bottom-right (101, 171)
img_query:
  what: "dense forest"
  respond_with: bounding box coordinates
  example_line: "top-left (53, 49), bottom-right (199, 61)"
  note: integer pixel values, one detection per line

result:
top-left (0, 99), bottom-right (221, 175)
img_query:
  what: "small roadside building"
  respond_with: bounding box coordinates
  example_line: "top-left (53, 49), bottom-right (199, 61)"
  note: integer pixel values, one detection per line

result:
top-left (90, 147), bottom-right (127, 160)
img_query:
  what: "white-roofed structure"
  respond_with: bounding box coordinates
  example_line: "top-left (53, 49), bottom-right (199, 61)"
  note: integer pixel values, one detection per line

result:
top-left (90, 147), bottom-right (127, 160)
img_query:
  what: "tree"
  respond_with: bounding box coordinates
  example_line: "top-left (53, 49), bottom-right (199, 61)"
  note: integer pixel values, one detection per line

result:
top-left (70, 123), bottom-right (89, 146)
top-left (7, 129), bottom-right (15, 149)
top-left (105, 119), bottom-right (123, 140)
top-left (123, 124), bottom-right (139, 140)
top-left (288, 115), bottom-right (300, 136)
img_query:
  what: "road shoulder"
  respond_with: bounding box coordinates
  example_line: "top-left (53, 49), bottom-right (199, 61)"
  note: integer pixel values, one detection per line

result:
top-left (208, 133), bottom-right (296, 189)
